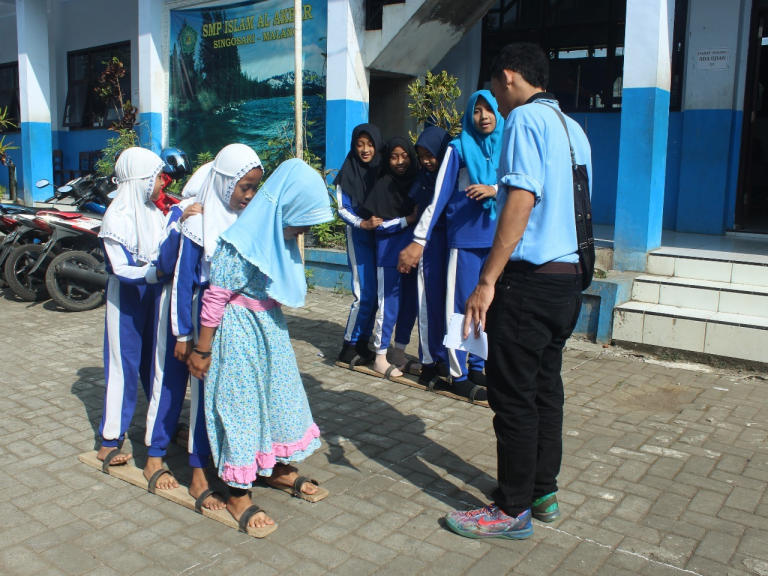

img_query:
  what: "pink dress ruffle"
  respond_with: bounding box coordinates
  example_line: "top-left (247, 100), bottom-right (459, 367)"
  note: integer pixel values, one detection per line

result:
top-left (219, 423), bottom-right (320, 484)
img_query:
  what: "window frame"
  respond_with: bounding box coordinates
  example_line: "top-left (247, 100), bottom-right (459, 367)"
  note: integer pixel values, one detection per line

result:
top-left (0, 61), bottom-right (20, 134)
top-left (480, 0), bottom-right (688, 113)
top-left (63, 41), bottom-right (131, 130)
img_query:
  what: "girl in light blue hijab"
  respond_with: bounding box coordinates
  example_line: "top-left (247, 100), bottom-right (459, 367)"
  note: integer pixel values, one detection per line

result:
top-left (186, 159), bottom-right (333, 536)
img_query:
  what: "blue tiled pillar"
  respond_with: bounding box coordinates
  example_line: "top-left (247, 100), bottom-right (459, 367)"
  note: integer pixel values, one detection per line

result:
top-left (16, 0), bottom-right (54, 204)
top-left (325, 0), bottom-right (369, 176)
top-left (614, 0), bottom-right (676, 271)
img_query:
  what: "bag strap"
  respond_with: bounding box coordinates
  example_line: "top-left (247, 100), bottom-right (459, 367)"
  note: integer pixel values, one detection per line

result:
top-left (535, 102), bottom-right (577, 168)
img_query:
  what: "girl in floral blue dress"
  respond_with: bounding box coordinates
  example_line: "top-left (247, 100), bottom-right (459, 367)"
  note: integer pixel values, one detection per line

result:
top-left (187, 159), bottom-right (334, 533)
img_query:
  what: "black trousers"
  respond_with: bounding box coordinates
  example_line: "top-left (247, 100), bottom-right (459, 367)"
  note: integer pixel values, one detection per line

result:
top-left (485, 266), bottom-right (582, 516)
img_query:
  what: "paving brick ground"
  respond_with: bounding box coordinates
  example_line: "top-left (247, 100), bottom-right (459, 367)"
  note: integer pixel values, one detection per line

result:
top-left (1, 286), bottom-right (767, 576)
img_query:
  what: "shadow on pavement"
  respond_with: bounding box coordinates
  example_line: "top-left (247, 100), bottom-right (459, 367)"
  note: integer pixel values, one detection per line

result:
top-left (302, 372), bottom-right (493, 510)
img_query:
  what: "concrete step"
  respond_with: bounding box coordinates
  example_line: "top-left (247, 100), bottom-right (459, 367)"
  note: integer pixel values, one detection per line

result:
top-left (613, 301), bottom-right (768, 363)
top-left (647, 251), bottom-right (768, 287)
top-left (631, 274), bottom-right (768, 318)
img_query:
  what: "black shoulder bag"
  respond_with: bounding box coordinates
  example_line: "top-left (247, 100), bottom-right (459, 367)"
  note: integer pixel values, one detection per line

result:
top-left (537, 102), bottom-right (595, 291)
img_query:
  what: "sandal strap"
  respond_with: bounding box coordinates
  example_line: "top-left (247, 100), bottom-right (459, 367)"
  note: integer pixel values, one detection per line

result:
top-left (238, 504), bottom-right (264, 533)
top-left (147, 468), bottom-right (174, 494)
top-left (348, 355), bottom-right (362, 370)
top-left (427, 376), bottom-right (442, 392)
top-left (194, 488), bottom-right (217, 514)
top-left (292, 476), bottom-right (318, 498)
top-left (101, 448), bottom-right (123, 473)
top-left (384, 364), bottom-right (398, 380)
top-left (469, 385), bottom-right (482, 404)
top-left (403, 360), bottom-right (420, 374)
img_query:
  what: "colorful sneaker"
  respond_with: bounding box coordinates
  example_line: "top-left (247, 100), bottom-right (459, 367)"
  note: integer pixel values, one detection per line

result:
top-left (532, 493), bottom-right (561, 522)
top-left (445, 505), bottom-right (533, 539)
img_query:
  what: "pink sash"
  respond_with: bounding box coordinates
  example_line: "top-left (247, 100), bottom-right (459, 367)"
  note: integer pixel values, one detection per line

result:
top-left (201, 285), bottom-right (279, 328)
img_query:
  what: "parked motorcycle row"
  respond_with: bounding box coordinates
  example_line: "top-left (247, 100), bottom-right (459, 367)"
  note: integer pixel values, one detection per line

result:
top-left (0, 148), bottom-right (189, 312)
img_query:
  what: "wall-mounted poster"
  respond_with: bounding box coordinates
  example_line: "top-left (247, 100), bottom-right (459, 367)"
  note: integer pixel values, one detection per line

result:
top-left (169, 0), bottom-right (327, 165)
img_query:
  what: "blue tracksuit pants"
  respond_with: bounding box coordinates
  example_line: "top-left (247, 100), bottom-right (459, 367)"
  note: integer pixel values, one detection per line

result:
top-left (374, 265), bottom-right (418, 352)
top-left (146, 283), bottom-right (211, 467)
top-left (446, 247), bottom-right (490, 381)
top-left (343, 226), bottom-right (377, 345)
top-left (417, 226), bottom-right (449, 367)
top-left (100, 277), bottom-right (160, 447)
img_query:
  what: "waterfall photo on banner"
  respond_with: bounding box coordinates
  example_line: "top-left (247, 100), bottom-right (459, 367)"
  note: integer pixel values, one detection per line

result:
top-left (169, 0), bottom-right (327, 163)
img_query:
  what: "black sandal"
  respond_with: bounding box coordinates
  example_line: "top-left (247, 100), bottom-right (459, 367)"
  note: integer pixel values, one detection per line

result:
top-left (237, 504), bottom-right (266, 533)
top-left (194, 488), bottom-right (225, 514)
top-left (100, 448), bottom-right (130, 473)
top-left (147, 468), bottom-right (176, 494)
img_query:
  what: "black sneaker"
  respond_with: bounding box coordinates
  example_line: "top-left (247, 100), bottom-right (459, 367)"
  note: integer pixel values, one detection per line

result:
top-left (468, 369), bottom-right (487, 387)
top-left (355, 340), bottom-right (376, 363)
top-left (531, 493), bottom-right (561, 522)
top-left (338, 341), bottom-right (357, 364)
top-left (451, 378), bottom-right (488, 403)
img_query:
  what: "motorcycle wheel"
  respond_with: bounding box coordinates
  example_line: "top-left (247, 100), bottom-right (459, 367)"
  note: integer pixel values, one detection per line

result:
top-left (4, 244), bottom-right (51, 301)
top-left (45, 251), bottom-right (105, 312)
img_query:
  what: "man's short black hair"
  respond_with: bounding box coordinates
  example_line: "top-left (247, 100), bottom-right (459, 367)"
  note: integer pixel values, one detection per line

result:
top-left (490, 43), bottom-right (549, 89)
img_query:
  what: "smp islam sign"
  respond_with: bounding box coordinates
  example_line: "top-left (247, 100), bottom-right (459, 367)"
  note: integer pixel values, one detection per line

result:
top-left (201, 4), bottom-right (315, 48)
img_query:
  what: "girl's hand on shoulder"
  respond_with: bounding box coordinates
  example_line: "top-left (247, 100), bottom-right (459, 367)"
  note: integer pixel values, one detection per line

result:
top-left (466, 185), bottom-right (497, 201)
top-left (181, 203), bottom-right (203, 222)
top-left (187, 350), bottom-right (211, 379)
top-left (174, 340), bottom-right (194, 362)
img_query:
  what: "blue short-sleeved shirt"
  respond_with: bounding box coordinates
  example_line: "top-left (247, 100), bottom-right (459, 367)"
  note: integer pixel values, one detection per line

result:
top-left (497, 97), bottom-right (592, 265)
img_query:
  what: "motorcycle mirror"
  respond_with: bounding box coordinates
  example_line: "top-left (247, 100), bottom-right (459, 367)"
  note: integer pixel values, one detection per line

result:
top-left (58, 185), bottom-right (73, 194)
top-left (36, 179), bottom-right (51, 188)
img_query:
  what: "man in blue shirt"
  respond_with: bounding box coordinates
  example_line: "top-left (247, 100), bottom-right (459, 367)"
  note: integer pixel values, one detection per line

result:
top-left (445, 43), bottom-right (592, 539)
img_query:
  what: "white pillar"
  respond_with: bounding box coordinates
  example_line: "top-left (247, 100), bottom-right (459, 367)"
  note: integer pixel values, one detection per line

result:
top-left (16, 0), bottom-right (53, 204)
top-left (138, 0), bottom-right (166, 153)
top-left (326, 0), bottom-right (369, 173)
top-left (613, 0), bottom-right (675, 271)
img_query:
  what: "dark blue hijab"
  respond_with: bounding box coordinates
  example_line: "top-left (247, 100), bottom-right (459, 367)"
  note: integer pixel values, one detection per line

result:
top-left (410, 126), bottom-right (451, 208)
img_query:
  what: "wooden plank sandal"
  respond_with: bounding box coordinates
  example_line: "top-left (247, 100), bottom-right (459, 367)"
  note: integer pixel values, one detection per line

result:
top-left (79, 451), bottom-right (277, 538)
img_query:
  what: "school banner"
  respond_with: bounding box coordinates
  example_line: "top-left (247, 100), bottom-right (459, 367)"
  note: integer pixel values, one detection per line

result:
top-left (169, 0), bottom-right (327, 164)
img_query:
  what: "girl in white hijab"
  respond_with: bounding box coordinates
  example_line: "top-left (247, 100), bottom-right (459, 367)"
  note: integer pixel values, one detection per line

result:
top-left (96, 147), bottom-right (170, 470)
top-left (146, 144), bottom-right (263, 504)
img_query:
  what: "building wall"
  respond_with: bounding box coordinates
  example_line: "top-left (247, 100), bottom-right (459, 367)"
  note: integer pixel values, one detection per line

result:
top-left (53, 0), bottom-right (139, 173)
top-left (675, 0), bottom-right (750, 234)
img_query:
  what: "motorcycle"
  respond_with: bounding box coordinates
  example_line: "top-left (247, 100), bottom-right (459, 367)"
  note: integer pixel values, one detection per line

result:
top-left (3, 178), bottom-right (112, 304)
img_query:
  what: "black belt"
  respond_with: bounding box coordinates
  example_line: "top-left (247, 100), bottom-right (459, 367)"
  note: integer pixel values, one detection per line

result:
top-left (504, 260), bottom-right (582, 275)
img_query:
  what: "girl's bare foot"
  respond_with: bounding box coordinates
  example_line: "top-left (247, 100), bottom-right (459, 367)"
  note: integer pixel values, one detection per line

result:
top-left (189, 467), bottom-right (226, 511)
top-left (143, 456), bottom-right (179, 490)
top-left (374, 353), bottom-right (402, 378)
top-left (389, 348), bottom-right (421, 374)
top-left (227, 494), bottom-right (274, 528)
top-left (97, 445), bottom-right (132, 465)
top-left (267, 464), bottom-right (318, 496)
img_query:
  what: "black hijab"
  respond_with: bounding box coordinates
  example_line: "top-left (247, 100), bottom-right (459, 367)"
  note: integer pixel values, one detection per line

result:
top-left (333, 123), bottom-right (384, 208)
top-left (363, 137), bottom-right (418, 221)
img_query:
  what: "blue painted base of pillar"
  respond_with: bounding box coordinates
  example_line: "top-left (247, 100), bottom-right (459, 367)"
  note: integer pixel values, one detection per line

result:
top-left (325, 99), bottom-right (368, 176)
top-left (138, 112), bottom-right (163, 154)
top-left (614, 87), bottom-right (670, 271)
top-left (20, 121), bottom-right (54, 204)
top-left (305, 247), bottom-right (351, 291)
top-left (572, 272), bottom-right (638, 343)
top-left (676, 110), bottom-right (742, 234)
